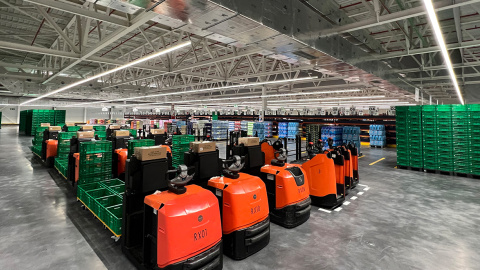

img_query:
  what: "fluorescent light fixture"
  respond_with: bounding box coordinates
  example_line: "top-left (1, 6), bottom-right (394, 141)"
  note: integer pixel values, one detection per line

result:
top-left (74, 76), bottom-right (319, 106)
top-left (261, 89), bottom-right (361, 98)
top-left (261, 95), bottom-right (386, 103)
top-left (21, 41), bottom-right (192, 105)
top-left (423, 0), bottom-right (464, 105)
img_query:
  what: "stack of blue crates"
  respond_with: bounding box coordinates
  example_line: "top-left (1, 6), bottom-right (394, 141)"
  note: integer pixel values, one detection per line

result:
top-left (278, 122), bottom-right (288, 138)
top-left (253, 122), bottom-right (265, 140)
top-left (369, 125), bottom-right (386, 147)
top-left (211, 120), bottom-right (228, 140)
top-left (321, 126), bottom-right (343, 150)
top-left (287, 122), bottom-right (300, 139)
top-left (342, 126), bottom-right (361, 150)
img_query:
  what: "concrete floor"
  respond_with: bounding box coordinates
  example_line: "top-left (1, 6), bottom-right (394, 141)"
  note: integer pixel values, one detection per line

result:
top-left (1, 125), bottom-right (480, 270)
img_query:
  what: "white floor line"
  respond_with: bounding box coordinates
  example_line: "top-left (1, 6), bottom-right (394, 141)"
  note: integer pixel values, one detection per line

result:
top-left (318, 208), bottom-right (332, 213)
top-left (343, 201), bottom-right (351, 206)
top-left (358, 184), bottom-right (368, 187)
top-left (334, 207), bottom-right (343, 212)
top-left (357, 192), bottom-right (364, 195)
top-left (363, 187), bottom-right (370, 191)
top-left (351, 196), bottom-right (358, 200)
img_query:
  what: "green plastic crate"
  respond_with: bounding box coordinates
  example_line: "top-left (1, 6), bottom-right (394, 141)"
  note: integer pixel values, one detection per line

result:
top-left (67, 126), bottom-right (82, 132)
top-left (77, 182), bottom-right (105, 205)
top-left (93, 125), bottom-right (107, 131)
top-left (85, 188), bottom-right (115, 209)
top-left (80, 141), bottom-right (112, 154)
top-left (93, 194), bottom-right (122, 216)
top-left (104, 205), bottom-right (123, 235)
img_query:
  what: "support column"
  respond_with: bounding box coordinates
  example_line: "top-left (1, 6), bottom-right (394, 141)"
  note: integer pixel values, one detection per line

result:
top-left (16, 105), bottom-right (20, 124)
top-left (260, 85), bottom-right (266, 121)
top-left (83, 107), bottom-right (87, 123)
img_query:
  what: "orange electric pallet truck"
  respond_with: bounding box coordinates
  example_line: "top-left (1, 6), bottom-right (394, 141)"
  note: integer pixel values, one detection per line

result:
top-left (294, 138), bottom-right (345, 209)
top-left (208, 156), bottom-right (270, 260)
top-left (260, 148), bottom-right (311, 228)
top-left (123, 159), bottom-right (223, 270)
top-left (227, 131), bottom-right (265, 176)
top-left (109, 131), bottom-right (133, 180)
top-left (41, 127), bottom-right (60, 167)
top-left (346, 142), bottom-right (359, 188)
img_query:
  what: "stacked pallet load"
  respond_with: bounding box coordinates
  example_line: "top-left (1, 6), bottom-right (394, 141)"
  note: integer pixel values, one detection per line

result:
top-left (234, 121), bottom-right (241, 131)
top-left (21, 110), bottom-right (55, 136)
top-left (321, 126), bottom-right (343, 150)
top-left (31, 126), bottom-right (48, 157)
top-left (211, 120), bottom-right (228, 140)
top-left (368, 125), bottom-right (386, 148)
top-left (470, 104), bottom-right (480, 176)
top-left (396, 106), bottom-right (409, 167)
top-left (287, 122), bottom-right (300, 139)
top-left (421, 105), bottom-right (438, 171)
top-left (343, 126), bottom-right (361, 149)
top-left (228, 121), bottom-right (235, 132)
top-left (127, 139), bottom-right (155, 158)
top-left (306, 124), bottom-right (322, 142)
top-left (278, 122), bottom-right (288, 138)
top-left (54, 131), bottom-right (77, 178)
top-left (452, 105), bottom-right (470, 174)
top-left (240, 121), bottom-right (248, 132)
top-left (54, 110), bottom-right (66, 126)
top-left (172, 135), bottom-right (194, 167)
top-left (253, 122), bottom-right (265, 140)
top-left (436, 105), bottom-right (452, 172)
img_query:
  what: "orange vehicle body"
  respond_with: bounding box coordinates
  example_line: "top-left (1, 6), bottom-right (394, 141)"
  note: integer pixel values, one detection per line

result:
top-left (261, 142), bottom-right (275, 166)
top-left (73, 153), bottom-right (80, 182)
top-left (302, 154), bottom-right (336, 199)
top-left (144, 185), bottom-right (222, 269)
top-left (208, 173), bottom-right (269, 234)
top-left (115, 149), bottom-right (128, 176)
top-left (46, 139), bottom-right (58, 159)
top-left (260, 164), bottom-right (310, 209)
top-left (160, 144), bottom-right (172, 154)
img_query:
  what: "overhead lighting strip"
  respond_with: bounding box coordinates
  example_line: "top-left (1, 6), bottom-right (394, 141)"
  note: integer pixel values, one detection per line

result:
top-left (423, 0), bottom-right (464, 105)
top-left (21, 41), bottom-right (192, 106)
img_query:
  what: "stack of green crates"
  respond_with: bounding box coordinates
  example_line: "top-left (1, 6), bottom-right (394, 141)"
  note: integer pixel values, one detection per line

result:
top-left (54, 158), bottom-right (68, 178)
top-left (451, 105), bottom-right (471, 173)
top-left (469, 104), bottom-right (480, 175)
top-left (0, 111), bottom-right (2, 129)
top-left (54, 131), bottom-right (77, 178)
top-left (77, 178), bottom-right (124, 236)
top-left (172, 135), bottom-right (194, 167)
top-left (407, 106), bottom-right (423, 168)
top-left (20, 110), bottom-right (56, 135)
top-left (422, 105), bottom-right (438, 170)
top-left (129, 129), bottom-right (138, 139)
top-left (66, 126), bottom-right (81, 132)
top-left (54, 110), bottom-right (66, 126)
top-left (77, 141), bottom-right (112, 185)
top-left (436, 105), bottom-right (454, 172)
top-left (127, 139), bottom-right (155, 158)
top-left (19, 110), bottom-right (26, 132)
top-left (396, 106), bottom-right (409, 166)
top-left (31, 126), bottom-right (48, 156)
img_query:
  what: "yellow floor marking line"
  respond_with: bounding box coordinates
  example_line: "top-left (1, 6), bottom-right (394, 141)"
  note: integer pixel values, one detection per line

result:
top-left (369, 157), bottom-right (385, 165)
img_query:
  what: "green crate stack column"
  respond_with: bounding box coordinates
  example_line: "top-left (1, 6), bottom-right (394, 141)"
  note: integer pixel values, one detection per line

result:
top-left (407, 106), bottom-right (423, 168)
top-left (55, 131), bottom-right (77, 178)
top-left (127, 139), bottom-right (155, 158)
top-left (451, 105), bottom-right (471, 174)
top-left (78, 141), bottom-right (112, 185)
top-left (421, 105), bottom-right (438, 170)
top-left (31, 126), bottom-right (48, 156)
top-left (396, 106), bottom-right (409, 166)
top-left (67, 126), bottom-right (81, 132)
top-left (468, 104), bottom-right (480, 175)
top-left (172, 135), bottom-right (195, 167)
top-left (436, 105), bottom-right (454, 172)
top-left (54, 110), bottom-right (66, 126)
top-left (19, 110), bottom-right (26, 133)
top-left (0, 111), bottom-right (2, 129)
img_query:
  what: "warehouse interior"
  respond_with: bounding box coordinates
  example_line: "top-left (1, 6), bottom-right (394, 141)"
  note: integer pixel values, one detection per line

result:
top-left (1, 0), bottom-right (480, 269)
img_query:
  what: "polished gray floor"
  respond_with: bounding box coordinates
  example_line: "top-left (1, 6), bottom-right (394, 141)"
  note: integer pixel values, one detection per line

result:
top-left (1, 125), bottom-right (480, 270)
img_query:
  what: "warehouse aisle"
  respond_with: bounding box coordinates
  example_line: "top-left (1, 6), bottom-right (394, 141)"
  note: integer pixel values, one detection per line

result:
top-left (3, 125), bottom-right (480, 270)
top-left (0, 126), bottom-right (109, 269)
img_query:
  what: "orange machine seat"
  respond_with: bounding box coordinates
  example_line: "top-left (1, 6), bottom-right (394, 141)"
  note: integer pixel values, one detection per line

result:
top-left (208, 173), bottom-right (269, 234)
top-left (261, 142), bottom-right (275, 166)
top-left (144, 185), bottom-right (222, 269)
top-left (46, 140), bottom-right (58, 159)
top-left (115, 149), bottom-right (128, 176)
top-left (160, 145), bottom-right (172, 154)
top-left (260, 164), bottom-right (310, 209)
top-left (302, 154), bottom-right (336, 198)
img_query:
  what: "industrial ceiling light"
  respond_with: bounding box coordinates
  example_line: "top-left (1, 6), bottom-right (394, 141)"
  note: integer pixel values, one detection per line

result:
top-left (75, 76), bottom-right (319, 106)
top-left (21, 41), bottom-right (192, 106)
top-left (423, 0), bottom-right (464, 105)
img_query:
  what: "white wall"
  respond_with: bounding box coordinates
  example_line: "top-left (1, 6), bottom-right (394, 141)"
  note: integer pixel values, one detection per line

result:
top-left (0, 106), bottom-right (96, 124)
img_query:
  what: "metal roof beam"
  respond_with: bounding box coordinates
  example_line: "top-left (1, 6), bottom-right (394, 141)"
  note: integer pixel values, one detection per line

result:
top-left (320, 0), bottom-right (480, 37)
top-left (375, 39), bottom-right (480, 59)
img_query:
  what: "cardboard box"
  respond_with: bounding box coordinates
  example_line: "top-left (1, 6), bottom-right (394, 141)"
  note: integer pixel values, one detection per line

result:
top-left (40, 123), bottom-right (50, 127)
top-left (81, 125), bottom-right (93, 131)
top-left (77, 131), bottom-right (94, 138)
top-left (65, 123), bottom-right (74, 126)
top-left (109, 125), bottom-right (121, 130)
top-left (191, 141), bottom-right (216, 153)
top-left (151, 129), bottom-right (165, 135)
top-left (238, 137), bottom-right (260, 146)
top-left (134, 146), bottom-right (167, 161)
top-left (49, 126), bottom-right (61, 131)
top-left (114, 130), bottom-right (130, 137)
